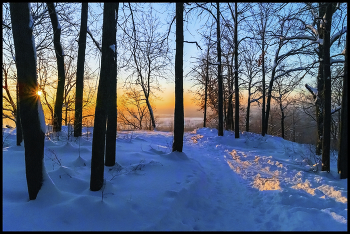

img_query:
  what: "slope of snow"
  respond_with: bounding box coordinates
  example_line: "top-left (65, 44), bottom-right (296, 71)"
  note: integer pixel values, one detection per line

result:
top-left (2, 126), bottom-right (347, 231)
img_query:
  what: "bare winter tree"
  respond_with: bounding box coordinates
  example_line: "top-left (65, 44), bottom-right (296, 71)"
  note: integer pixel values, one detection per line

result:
top-left (337, 31), bottom-right (347, 179)
top-left (321, 3), bottom-right (338, 172)
top-left (46, 2), bottom-right (66, 133)
top-left (10, 2), bottom-right (45, 200)
top-left (90, 3), bottom-right (118, 191)
top-left (119, 3), bottom-right (171, 131)
top-left (74, 2), bottom-right (88, 137)
top-left (172, 2), bottom-right (184, 152)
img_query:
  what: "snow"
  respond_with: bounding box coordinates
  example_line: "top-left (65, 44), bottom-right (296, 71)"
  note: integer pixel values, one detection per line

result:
top-left (28, 3), bottom-right (34, 29)
top-left (331, 26), bottom-right (347, 44)
top-left (330, 58), bottom-right (345, 65)
top-left (2, 126), bottom-right (347, 231)
top-left (109, 44), bottom-right (116, 53)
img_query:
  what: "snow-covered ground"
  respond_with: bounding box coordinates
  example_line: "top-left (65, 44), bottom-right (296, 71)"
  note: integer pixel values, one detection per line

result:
top-left (2, 126), bottom-right (347, 231)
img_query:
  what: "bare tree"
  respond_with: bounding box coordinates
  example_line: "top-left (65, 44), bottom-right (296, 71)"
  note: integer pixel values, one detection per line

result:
top-left (120, 3), bottom-right (171, 131)
top-left (172, 2), bottom-right (184, 152)
top-left (10, 2), bottom-right (45, 200)
top-left (46, 2), bottom-right (66, 133)
top-left (338, 31), bottom-right (347, 179)
top-left (74, 2), bottom-right (88, 137)
top-left (117, 88), bottom-right (150, 130)
top-left (90, 3), bottom-right (117, 191)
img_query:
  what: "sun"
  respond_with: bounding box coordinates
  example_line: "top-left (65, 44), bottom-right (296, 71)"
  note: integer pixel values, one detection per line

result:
top-left (37, 90), bottom-right (43, 96)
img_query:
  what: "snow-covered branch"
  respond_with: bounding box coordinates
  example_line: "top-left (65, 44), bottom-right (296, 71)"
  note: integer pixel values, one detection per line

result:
top-left (330, 58), bottom-right (345, 65)
top-left (331, 106), bottom-right (341, 115)
top-left (304, 83), bottom-right (318, 102)
top-left (331, 26), bottom-right (347, 45)
top-left (273, 67), bottom-right (306, 81)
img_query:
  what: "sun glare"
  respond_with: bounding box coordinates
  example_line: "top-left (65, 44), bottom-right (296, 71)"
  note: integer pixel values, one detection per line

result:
top-left (37, 90), bottom-right (43, 96)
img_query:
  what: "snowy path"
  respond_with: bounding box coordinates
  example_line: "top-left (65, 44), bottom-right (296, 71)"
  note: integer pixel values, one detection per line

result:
top-left (178, 128), bottom-right (347, 231)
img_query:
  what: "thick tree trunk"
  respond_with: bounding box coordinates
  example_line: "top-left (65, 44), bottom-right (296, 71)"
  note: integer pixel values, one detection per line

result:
top-left (315, 3), bottom-right (326, 155)
top-left (105, 2), bottom-right (119, 166)
top-left (172, 2), bottom-right (184, 152)
top-left (90, 3), bottom-right (116, 191)
top-left (47, 2), bottom-right (66, 133)
top-left (10, 3), bottom-right (45, 200)
top-left (74, 2), bottom-right (88, 138)
top-left (217, 3), bottom-right (224, 136)
top-left (338, 31), bottom-right (348, 179)
top-left (321, 3), bottom-right (335, 172)
top-left (16, 84), bottom-right (23, 145)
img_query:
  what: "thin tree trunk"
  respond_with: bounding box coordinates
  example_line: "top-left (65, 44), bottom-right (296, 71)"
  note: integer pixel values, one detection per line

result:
top-left (261, 36), bottom-right (266, 136)
top-left (234, 2), bottom-right (239, 138)
top-left (47, 2), bottom-right (66, 133)
top-left (74, 2), bottom-right (88, 138)
top-left (10, 2), bottom-right (45, 200)
top-left (172, 2), bottom-right (184, 152)
top-left (217, 3), bottom-right (224, 136)
top-left (203, 57), bottom-right (208, 128)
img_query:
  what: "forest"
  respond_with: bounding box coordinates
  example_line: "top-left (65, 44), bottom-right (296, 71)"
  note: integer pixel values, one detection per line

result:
top-left (2, 2), bottom-right (347, 203)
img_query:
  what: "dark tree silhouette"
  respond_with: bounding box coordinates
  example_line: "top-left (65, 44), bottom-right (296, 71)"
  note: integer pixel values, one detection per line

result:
top-left (90, 3), bottom-right (117, 191)
top-left (105, 3), bottom-right (119, 166)
top-left (74, 2), bottom-right (88, 137)
top-left (10, 2), bottom-right (45, 200)
top-left (172, 2), bottom-right (184, 152)
top-left (321, 3), bottom-right (337, 172)
top-left (47, 2), bottom-right (66, 133)
top-left (217, 3), bottom-right (224, 136)
top-left (337, 31), bottom-right (347, 179)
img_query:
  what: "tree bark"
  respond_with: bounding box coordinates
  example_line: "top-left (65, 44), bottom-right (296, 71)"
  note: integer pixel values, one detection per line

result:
top-left (172, 2), bottom-right (184, 152)
top-left (234, 2), bottom-right (239, 138)
top-left (261, 36), bottom-right (266, 136)
top-left (217, 3), bottom-right (224, 136)
top-left (338, 30), bottom-right (347, 179)
top-left (90, 3), bottom-right (116, 191)
top-left (74, 2), bottom-right (88, 138)
top-left (315, 3), bottom-right (326, 155)
top-left (321, 3), bottom-right (336, 172)
top-left (105, 3), bottom-right (119, 166)
top-left (16, 83), bottom-right (23, 145)
top-left (10, 2), bottom-right (45, 200)
top-left (47, 2), bottom-right (66, 133)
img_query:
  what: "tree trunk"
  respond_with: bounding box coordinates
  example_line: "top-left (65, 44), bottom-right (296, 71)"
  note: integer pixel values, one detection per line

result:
top-left (10, 2), bottom-right (45, 200)
top-left (217, 3), bottom-right (224, 136)
top-left (279, 100), bottom-right (285, 139)
top-left (203, 55), bottom-right (209, 128)
top-left (315, 3), bottom-right (326, 155)
top-left (321, 3), bottom-right (335, 172)
top-left (47, 2), bottom-right (66, 133)
top-left (338, 30), bottom-right (347, 179)
top-left (261, 37), bottom-right (266, 136)
top-left (90, 3), bottom-right (116, 191)
top-left (172, 2), bottom-right (184, 152)
top-left (234, 2), bottom-right (239, 138)
top-left (74, 2), bottom-right (88, 138)
top-left (16, 83), bottom-right (23, 145)
top-left (105, 2), bottom-right (119, 166)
